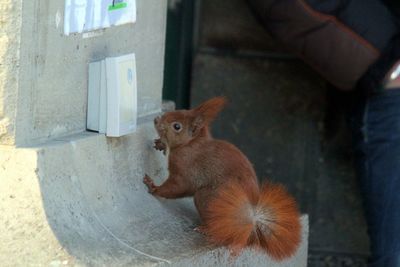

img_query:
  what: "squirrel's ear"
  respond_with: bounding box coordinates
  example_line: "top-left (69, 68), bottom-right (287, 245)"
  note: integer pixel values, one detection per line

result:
top-left (193, 97), bottom-right (227, 121)
top-left (190, 97), bottom-right (227, 134)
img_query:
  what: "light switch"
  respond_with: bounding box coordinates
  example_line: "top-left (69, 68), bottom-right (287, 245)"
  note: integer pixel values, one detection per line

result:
top-left (86, 53), bottom-right (137, 137)
top-left (106, 54), bottom-right (137, 137)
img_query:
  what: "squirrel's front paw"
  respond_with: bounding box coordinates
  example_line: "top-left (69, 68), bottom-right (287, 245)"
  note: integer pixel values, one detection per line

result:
top-left (154, 139), bottom-right (167, 155)
top-left (143, 174), bottom-right (157, 194)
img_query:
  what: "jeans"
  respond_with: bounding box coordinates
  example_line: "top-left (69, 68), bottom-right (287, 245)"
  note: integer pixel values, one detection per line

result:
top-left (350, 88), bottom-right (400, 266)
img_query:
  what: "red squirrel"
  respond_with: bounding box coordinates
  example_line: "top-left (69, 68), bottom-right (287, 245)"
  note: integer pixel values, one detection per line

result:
top-left (143, 97), bottom-right (301, 260)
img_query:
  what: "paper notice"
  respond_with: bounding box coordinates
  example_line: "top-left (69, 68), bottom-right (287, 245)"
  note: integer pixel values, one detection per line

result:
top-left (64, 0), bottom-right (136, 35)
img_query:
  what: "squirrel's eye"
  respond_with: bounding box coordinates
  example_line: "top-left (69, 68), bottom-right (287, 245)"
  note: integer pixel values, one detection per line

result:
top-left (172, 122), bottom-right (182, 132)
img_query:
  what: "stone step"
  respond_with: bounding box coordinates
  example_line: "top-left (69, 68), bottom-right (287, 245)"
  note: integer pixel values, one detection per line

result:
top-left (1, 120), bottom-right (308, 266)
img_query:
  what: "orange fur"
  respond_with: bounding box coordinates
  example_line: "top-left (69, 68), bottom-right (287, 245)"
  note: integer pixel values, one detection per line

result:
top-left (204, 181), bottom-right (301, 260)
top-left (193, 96), bottom-right (227, 122)
top-left (143, 96), bottom-right (301, 261)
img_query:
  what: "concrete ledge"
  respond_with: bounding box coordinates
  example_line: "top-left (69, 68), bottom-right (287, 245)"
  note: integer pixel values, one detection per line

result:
top-left (1, 121), bottom-right (308, 266)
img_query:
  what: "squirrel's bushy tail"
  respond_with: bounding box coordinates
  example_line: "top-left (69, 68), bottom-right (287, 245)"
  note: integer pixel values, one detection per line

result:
top-left (203, 180), bottom-right (301, 261)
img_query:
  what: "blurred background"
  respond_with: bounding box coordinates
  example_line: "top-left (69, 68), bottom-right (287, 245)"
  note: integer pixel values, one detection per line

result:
top-left (162, 0), bottom-right (399, 266)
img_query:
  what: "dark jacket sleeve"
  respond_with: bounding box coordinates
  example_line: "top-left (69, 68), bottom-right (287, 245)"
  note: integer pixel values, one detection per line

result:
top-left (383, 0), bottom-right (400, 19)
top-left (247, 0), bottom-right (399, 91)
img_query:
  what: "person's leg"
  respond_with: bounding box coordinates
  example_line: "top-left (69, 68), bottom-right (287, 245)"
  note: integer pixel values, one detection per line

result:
top-left (349, 88), bottom-right (400, 266)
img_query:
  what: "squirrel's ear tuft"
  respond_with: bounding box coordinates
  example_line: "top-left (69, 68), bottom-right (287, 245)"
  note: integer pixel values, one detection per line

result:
top-left (193, 97), bottom-right (227, 122)
top-left (190, 97), bottom-right (227, 135)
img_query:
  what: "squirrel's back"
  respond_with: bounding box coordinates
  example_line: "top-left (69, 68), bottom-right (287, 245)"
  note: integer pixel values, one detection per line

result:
top-left (180, 138), bottom-right (258, 188)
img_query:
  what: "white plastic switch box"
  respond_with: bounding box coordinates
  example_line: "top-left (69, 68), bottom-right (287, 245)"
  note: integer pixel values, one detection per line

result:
top-left (87, 53), bottom-right (137, 137)
top-left (87, 60), bottom-right (102, 132)
top-left (106, 54), bottom-right (137, 137)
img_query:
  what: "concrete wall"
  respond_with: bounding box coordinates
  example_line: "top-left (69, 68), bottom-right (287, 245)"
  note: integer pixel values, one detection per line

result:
top-left (0, 126), bottom-right (309, 266)
top-left (0, 0), bottom-right (22, 145)
top-left (0, 0), bottom-right (167, 146)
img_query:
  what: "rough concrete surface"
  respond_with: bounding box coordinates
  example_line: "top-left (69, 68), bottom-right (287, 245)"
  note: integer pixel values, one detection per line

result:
top-left (1, 0), bottom-right (167, 146)
top-left (0, 121), bottom-right (308, 266)
top-left (0, 0), bottom-right (22, 145)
